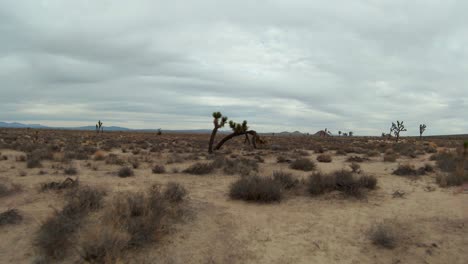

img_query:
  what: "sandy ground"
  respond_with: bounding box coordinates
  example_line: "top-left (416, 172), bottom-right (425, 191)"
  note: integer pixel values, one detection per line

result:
top-left (0, 147), bottom-right (467, 264)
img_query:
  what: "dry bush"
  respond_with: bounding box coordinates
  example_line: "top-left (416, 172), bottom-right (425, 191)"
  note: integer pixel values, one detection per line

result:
top-left (307, 172), bottom-right (336, 195)
top-left (290, 158), bottom-right (316, 171)
top-left (307, 170), bottom-right (377, 197)
top-left (272, 171), bottom-right (299, 189)
top-left (118, 166), bottom-right (134, 178)
top-left (229, 175), bottom-right (282, 203)
top-left (369, 221), bottom-right (398, 249)
top-left (276, 155), bottom-right (292, 163)
top-left (0, 209), bottom-right (23, 226)
top-left (163, 182), bottom-right (188, 203)
top-left (93, 150), bottom-right (106, 161)
top-left (106, 154), bottom-right (125, 165)
top-left (26, 157), bottom-right (42, 168)
top-left (104, 188), bottom-right (167, 247)
top-left (152, 164), bottom-right (166, 174)
top-left (294, 149), bottom-right (309, 156)
top-left (436, 173), bottom-right (468, 187)
top-left (41, 178), bottom-right (79, 192)
top-left (183, 162), bottom-right (214, 175)
top-left (316, 154), bottom-right (332, 163)
top-left (0, 183), bottom-right (22, 197)
top-left (36, 186), bottom-right (106, 260)
top-left (349, 162), bottom-right (361, 173)
top-left (393, 164), bottom-right (418, 176)
top-left (383, 153), bottom-right (397, 162)
top-left (64, 166), bottom-right (78, 175)
top-left (346, 156), bottom-right (367, 163)
top-left (79, 227), bottom-right (129, 264)
top-left (432, 151), bottom-right (458, 172)
top-left (335, 149), bottom-right (347, 155)
top-left (366, 150), bottom-right (380, 157)
top-left (223, 158), bottom-right (259, 176)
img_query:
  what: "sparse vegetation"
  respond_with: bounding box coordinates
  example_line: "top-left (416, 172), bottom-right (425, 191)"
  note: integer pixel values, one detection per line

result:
top-left (307, 170), bottom-right (377, 197)
top-left (0, 209), bottom-right (23, 226)
top-left (272, 171), bottom-right (299, 189)
top-left (117, 166), bottom-right (134, 177)
top-left (183, 162), bottom-right (214, 175)
top-left (152, 164), bottom-right (166, 174)
top-left (290, 158), bottom-right (316, 171)
top-left (316, 154), bottom-right (332, 163)
top-left (229, 175), bottom-right (282, 203)
top-left (369, 221), bottom-right (398, 249)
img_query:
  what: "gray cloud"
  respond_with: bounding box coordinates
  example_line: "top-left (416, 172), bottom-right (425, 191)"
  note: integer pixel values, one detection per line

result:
top-left (1, 0), bottom-right (467, 135)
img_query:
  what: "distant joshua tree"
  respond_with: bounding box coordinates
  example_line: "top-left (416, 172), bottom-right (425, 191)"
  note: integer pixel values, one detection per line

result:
top-left (390, 121), bottom-right (406, 142)
top-left (96, 120), bottom-right (103, 134)
top-left (342, 132), bottom-right (348, 137)
top-left (348, 131), bottom-right (353, 137)
top-left (338, 131), bottom-right (342, 136)
top-left (419, 124), bottom-right (426, 140)
top-left (157, 128), bottom-right (162, 136)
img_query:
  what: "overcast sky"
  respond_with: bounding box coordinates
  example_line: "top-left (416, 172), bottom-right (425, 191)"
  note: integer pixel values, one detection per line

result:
top-left (1, 1), bottom-right (467, 135)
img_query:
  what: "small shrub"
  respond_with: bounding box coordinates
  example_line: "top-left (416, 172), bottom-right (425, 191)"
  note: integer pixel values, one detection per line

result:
top-left (41, 178), bottom-right (79, 192)
top-left (93, 150), bottom-right (106, 161)
top-left (163, 182), bottom-right (187, 203)
top-left (276, 155), bottom-right (291, 163)
top-left (27, 157), bottom-right (42, 168)
top-left (369, 221), bottom-right (398, 249)
top-left (183, 162), bottom-right (214, 175)
top-left (106, 154), bottom-right (125, 165)
top-left (383, 153), bottom-right (397, 162)
top-left (358, 175), bottom-right (377, 190)
top-left (229, 176), bottom-right (282, 203)
top-left (152, 165), bottom-right (166, 174)
top-left (366, 150), bottom-right (380, 157)
top-left (223, 158), bottom-right (259, 176)
top-left (316, 154), bottom-right (332, 163)
top-left (433, 151), bottom-right (458, 172)
top-left (307, 172), bottom-right (336, 195)
top-left (79, 228), bottom-right (129, 264)
top-left (334, 170), bottom-right (362, 197)
top-left (0, 209), bottom-right (23, 226)
top-left (346, 156), bottom-right (367, 163)
top-left (436, 173), bottom-right (468, 187)
top-left (64, 166), bottom-right (78, 175)
top-left (349, 162), bottom-right (361, 173)
top-left (290, 158), bottom-right (316, 171)
top-left (118, 166), bottom-right (134, 178)
top-left (393, 164), bottom-right (418, 176)
top-left (272, 171), bottom-right (299, 189)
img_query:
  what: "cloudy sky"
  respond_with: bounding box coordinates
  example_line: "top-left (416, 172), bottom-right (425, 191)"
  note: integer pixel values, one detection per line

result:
top-left (1, 1), bottom-right (467, 135)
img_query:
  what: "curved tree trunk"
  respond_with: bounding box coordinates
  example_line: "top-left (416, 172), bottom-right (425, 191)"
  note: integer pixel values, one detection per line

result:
top-left (208, 127), bottom-right (219, 154)
top-left (215, 130), bottom-right (259, 150)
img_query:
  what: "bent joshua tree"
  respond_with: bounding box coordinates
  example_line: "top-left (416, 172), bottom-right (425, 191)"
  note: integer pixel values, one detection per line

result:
top-left (208, 112), bottom-right (264, 153)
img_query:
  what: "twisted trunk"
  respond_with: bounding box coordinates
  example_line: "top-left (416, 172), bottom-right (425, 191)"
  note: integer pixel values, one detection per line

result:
top-left (208, 126), bottom-right (219, 154)
top-left (215, 130), bottom-right (258, 150)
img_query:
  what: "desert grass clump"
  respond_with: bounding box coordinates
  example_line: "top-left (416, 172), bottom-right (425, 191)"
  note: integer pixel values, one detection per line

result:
top-left (316, 154), bottom-right (332, 163)
top-left (229, 175), bottom-right (282, 203)
top-left (64, 166), bottom-right (78, 175)
top-left (27, 157), bottom-right (42, 168)
top-left (0, 209), bottom-right (23, 226)
top-left (79, 227), bottom-right (129, 264)
top-left (393, 164), bottom-right (418, 176)
top-left (118, 166), bottom-right (134, 178)
top-left (307, 172), bottom-right (336, 195)
top-left (383, 152), bottom-right (397, 162)
top-left (222, 158), bottom-right (259, 176)
top-left (369, 221), bottom-right (398, 249)
top-left (273, 171), bottom-right (299, 189)
top-left (307, 170), bottom-right (377, 197)
top-left (35, 186), bottom-right (106, 260)
top-left (152, 164), bottom-right (166, 174)
top-left (40, 178), bottom-right (79, 192)
top-left (290, 158), bottom-right (316, 171)
top-left (183, 162), bottom-right (214, 175)
top-left (163, 182), bottom-right (188, 203)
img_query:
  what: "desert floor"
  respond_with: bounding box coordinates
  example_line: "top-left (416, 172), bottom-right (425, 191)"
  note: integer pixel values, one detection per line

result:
top-left (0, 129), bottom-right (467, 264)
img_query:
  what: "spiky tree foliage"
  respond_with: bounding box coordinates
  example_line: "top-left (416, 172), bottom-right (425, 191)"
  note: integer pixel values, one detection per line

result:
top-left (96, 120), bottom-right (103, 134)
top-left (390, 121), bottom-right (406, 142)
top-left (419, 124), bottom-right (426, 140)
top-left (208, 112), bottom-right (228, 153)
top-left (348, 131), bottom-right (353, 137)
top-left (214, 120), bottom-right (263, 151)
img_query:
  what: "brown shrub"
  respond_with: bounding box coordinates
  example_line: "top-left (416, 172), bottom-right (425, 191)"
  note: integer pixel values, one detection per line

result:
top-left (383, 153), bottom-right (397, 162)
top-left (369, 221), bottom-right (398, 249)
top-left (183, 162), bottom-right (214, 175)
top-left (316, 154), bottom-right (332, 163)
top-left (229, 175), bottom-right (282, 203)
top-left (118, 166), bottom-right (134, 178)
top-left (272, 171), bottom-right (299, 189)
top-left (223, 158), bottom-right (259, 176)
top-left (163, 182), bottom-right (187, 203)
top-left (0, 209), bottom-right (23, 226)
top-left (290, 158), bottom-right (316, 171)
top-left (79, 228), bottom-right (129, 264)
top-left (152, 164), bottom-right (166, 174)
top-left (393, 164), bottom-right (418, 176)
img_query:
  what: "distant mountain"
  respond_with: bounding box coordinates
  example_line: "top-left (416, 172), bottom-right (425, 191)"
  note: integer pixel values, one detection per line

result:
top-left (0, 122), bottom-right (48, 129)
top-left (0, 122), bottom-right (217, 134)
